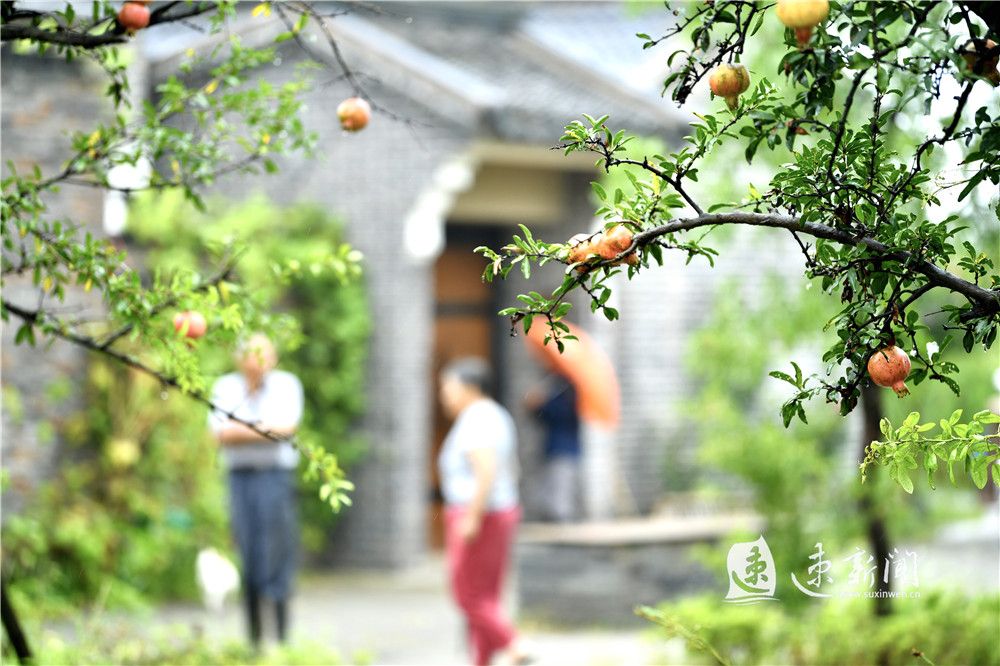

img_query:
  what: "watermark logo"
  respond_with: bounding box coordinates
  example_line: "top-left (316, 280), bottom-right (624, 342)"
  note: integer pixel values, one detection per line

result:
top-left (725, 535), bottom-right (778, 604)
top-left (726, 539), bottom-right (921, 602)
top-left (790, 542), bottom-right (833, 598)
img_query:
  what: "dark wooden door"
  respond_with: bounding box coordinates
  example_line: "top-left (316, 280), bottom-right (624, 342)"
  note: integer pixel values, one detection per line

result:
top-left (429, 228), bottom-right (502, 549)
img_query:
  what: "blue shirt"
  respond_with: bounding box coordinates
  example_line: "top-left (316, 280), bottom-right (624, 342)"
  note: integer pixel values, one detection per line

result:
top-left (536, 381), bottom-right (581, 458)
top-left (438, 399), bottom-right (519, 511)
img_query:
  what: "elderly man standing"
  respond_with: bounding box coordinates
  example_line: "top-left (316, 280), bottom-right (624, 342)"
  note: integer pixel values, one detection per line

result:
top-left (208, 333), bottom-right (303, 648)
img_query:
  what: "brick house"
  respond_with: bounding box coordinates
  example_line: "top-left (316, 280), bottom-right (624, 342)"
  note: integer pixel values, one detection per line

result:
top-left (3, 2), bottom-right (804, 570)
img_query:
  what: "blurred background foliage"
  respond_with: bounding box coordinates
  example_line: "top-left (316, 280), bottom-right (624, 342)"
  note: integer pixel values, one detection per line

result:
top-left (1, 193), bottom-right (370, 615)
top-left (609, 10), bottom-right (1000, 662)
top-left (645, 259), bottom-right (996, 663)
top-left (672, 271), bottom-right (991, 595)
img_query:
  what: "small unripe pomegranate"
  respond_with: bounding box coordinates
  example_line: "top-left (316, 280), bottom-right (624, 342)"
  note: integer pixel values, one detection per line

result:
top-left (867, 345), bottom-right (911, 397)
top-left (117, 2), bottom-right (151, 32)
top-left (337, 97), bottom-right (371, 132)
top-left (173, 310), bottom-right (207, 339)
top-left (962, 39), bottom-right (1000, 86)
top-left (775, 0), bottom-right (829, 48)
top-left (708, 64), bottom-right (750, 110)
top-left (785, 119), bottom-right (809, 135)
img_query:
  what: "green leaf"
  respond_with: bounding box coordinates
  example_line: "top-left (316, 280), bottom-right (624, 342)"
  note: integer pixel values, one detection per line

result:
top-left (768, 370), bottom-right (796, 386)
top-left (898, 470), bottom-right (914, 494)
top-left (924, 453), bottom-right (938, 490)
top-left (971, 458), bottom-right (989, 489)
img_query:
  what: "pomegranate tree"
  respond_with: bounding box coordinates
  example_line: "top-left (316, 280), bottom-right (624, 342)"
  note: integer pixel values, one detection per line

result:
top-left (476, 1), bottom-right (1000, 497)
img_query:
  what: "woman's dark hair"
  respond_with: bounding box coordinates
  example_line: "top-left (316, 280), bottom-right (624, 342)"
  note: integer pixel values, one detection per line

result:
top-left (442, 357), bottom-right (493, 396)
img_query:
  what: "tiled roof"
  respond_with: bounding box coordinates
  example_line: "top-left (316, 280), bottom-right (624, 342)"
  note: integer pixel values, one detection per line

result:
top-left (142, 1), bottom-right (685, 143)
top-left (364, 2), bottom-right (682, 141)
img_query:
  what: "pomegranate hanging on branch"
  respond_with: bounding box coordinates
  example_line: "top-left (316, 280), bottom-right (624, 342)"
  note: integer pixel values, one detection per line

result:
top-left (867, 345), bottom-right (912, 397)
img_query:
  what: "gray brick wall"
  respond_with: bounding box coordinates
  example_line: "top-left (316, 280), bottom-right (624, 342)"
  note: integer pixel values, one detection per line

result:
top-left (1, 52), bottom-right (110, 518)
top-left (607, 227), bottom-right (805, 513)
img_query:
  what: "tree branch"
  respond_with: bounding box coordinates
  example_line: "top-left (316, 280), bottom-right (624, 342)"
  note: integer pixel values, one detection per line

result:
top-left (0, 2), bottom-right (217, 49)
top-left (2, 301), bottom-right (292, 446)
top-left (622, 212), bottom-right (998, 315)
top-left (96, 256), bottom-right (241, 350)
top-left (961, 1), bottom-right (1000, 37)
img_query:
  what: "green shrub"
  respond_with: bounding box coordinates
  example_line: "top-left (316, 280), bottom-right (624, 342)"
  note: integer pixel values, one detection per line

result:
top-left (643, 591), bottom-right (1000, 666)
top-left (3, 360), bottom-right (228, 615)
top-left (26, 623), bottom-right (348, 666)
top-left (2, 193), bottom-right (370, 612)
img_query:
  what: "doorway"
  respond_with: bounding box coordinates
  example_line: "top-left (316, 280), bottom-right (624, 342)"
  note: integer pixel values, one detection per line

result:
top-left (428, 226), bottom-right (505, 549)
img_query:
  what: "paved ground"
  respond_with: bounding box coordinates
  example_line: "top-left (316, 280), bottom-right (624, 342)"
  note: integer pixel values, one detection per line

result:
top-left (159, 501), bottom-right (998, 665)
top-left (38, 501), bottom-right (997, 665)
top-left (150, 555), bottom-right (662, 666)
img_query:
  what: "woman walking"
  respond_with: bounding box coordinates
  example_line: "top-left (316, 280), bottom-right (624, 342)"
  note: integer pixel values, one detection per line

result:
top-left (438, 358), bottom-right (530, 666)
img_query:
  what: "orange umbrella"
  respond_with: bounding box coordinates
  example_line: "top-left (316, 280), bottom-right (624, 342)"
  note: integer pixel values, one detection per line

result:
top-left (523, 320), bottom-right (620, 428)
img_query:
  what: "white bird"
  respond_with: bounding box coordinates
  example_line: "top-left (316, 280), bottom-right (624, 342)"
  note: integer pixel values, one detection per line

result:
top-left (196, 547), bottom-right (241, 612)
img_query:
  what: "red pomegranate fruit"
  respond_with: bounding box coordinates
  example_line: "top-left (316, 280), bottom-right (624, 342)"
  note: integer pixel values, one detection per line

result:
top-left (173, 310), bottom-right (207, 339)
top-left (867, 345), bottom-right (911, 397)
top-left (962, 39), bottom-right (1000, 85)
top-left (118, 2), bottom-right (151, 32)
top-left (337, 97), bottom-right (371, 132)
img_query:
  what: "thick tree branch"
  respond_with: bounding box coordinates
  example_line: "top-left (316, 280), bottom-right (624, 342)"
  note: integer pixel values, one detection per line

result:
top-left (2, 301), bottom-right (292, 446)
top-left (962, 1), bottom-right (1000, 37)
top-left (621, 212), bottom-right (999, 315)
top-left (0, 3), bottom-right (217, 49)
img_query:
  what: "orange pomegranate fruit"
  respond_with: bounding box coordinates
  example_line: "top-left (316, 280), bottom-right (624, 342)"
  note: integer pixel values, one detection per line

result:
top-left (775, 0), bottom-right (830, 48)
top-left (337, 97), bottom-right (372, 132)
top-left (603, 225), bottom-right (635, 254)
top-left (867, 345), bottom-right (911, 397)
top-left (173, 310), bottom-right (207, 339)
top-left (566, 233), bottom-right (598, 267)
top-left (118, 2), bottom-right (151, 31)
top-left (598, 225), bottom-right (639, 265)
top-left (962, 39), bottom-right (1000, 85)
top-left (566, 226), bottom-right (638, 270)
top-left (708, 64), bottom-right (750, 110)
